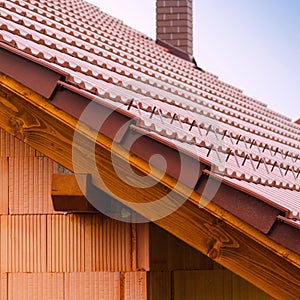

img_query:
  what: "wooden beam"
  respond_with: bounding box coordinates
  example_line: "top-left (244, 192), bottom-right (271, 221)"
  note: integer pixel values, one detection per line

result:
top-left (51, 173), bottom-right (124, 214)
top-left (51, 174), bottom-right (98, 212)
top-left (1, 73), bottom-right (300, 298)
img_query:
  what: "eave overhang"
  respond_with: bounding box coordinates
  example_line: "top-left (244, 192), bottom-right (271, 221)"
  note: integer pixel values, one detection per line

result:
top-left (0, 48), bottom-right (300, 298)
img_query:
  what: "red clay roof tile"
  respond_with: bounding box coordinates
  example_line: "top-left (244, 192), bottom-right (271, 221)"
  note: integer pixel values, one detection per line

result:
top-left (1, 0), bottom-right (300, 227)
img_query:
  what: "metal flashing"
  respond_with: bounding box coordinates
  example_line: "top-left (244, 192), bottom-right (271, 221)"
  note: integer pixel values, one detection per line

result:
top-left (196, 172), bottom-right (281, 234)
top-left (269, 216), bottom-right (300, 255)
top-left (122, 127), bottom-right (204, 189)
top-left (51, 86), bottom-right (135, 143)
top-left (0, 46), bottom-right (61, 98)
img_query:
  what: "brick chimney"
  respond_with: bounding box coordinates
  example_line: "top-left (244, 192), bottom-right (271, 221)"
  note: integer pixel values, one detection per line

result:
top-left (156, 0), bottom-right (193, 57)
top-left (295, 119), bottom-right (300, 125)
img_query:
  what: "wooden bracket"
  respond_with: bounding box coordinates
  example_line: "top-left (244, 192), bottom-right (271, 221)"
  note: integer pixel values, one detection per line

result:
top-left (51, 173), bottom-right (99, 212)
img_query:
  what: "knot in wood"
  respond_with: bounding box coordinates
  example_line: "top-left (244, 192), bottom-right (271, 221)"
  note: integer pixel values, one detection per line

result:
top-left (208, 247), bottom-right (219, 260)
top-left (8, 117), bottom-right (24, 140)
top-left (207, 239), bottom-right (221, 260)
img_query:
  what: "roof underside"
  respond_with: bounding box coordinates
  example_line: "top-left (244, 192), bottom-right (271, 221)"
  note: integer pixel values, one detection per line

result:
top-left (0, 0), bottom-right (300, 297)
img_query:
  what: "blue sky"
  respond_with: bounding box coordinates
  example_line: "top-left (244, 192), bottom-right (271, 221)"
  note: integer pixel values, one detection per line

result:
top-left (87, 0), bottom-right (300, 121)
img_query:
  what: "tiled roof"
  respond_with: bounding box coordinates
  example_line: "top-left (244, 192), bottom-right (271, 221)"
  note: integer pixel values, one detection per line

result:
top-left (1, 0), bottom-right (300, 230)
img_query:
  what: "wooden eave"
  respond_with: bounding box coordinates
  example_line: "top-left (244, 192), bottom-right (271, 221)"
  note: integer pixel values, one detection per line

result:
top-left (1, 73), bottom-right (300, 299)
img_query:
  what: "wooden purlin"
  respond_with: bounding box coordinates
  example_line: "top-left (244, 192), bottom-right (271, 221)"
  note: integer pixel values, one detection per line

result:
top-left (0, 73), bottom-right (300, 298)
top-left (51, 174), bottom-right (99, 212)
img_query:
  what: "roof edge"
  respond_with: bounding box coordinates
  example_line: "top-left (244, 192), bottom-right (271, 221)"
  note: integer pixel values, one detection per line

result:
top-left (1, 73), bottom-right (300, 299)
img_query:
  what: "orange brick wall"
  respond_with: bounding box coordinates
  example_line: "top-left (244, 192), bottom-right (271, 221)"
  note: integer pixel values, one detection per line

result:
top-left (0, 128), bottom-right (148, 299)
top-left (0, 128), bottom-right (274, 299)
